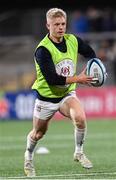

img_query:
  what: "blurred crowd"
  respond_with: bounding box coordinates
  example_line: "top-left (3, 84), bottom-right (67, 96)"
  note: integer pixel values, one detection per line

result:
top-left (70, 7), bottom-right (116, 33)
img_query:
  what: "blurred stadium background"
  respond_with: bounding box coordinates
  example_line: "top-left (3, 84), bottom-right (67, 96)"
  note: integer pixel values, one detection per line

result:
top-left (0, 0), bottom-right (116, 178)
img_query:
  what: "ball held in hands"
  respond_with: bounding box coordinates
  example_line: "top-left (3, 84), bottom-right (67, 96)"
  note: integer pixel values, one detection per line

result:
top-left (86, 58), bottom-right (107, 87)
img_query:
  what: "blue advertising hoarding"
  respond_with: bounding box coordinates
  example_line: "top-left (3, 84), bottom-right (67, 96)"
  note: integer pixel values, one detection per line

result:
top-left (0, 90), bottom-right (36, 120)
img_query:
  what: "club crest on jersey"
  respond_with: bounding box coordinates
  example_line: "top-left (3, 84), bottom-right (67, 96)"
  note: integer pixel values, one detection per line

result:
top-left (61, 66), bottom-right (70, 76)
top-left (56, 59), bottom-right (74, 77)
top-left (55, 59), bottom-right (74, 88)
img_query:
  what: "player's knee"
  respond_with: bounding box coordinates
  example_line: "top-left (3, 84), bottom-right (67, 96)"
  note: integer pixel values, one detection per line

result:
top-left (74, 114), bottom-right (86, 128)
top-left (32, 130), bottom-right (46, 141)
top-left (36, 131), bottom-right (45, 140)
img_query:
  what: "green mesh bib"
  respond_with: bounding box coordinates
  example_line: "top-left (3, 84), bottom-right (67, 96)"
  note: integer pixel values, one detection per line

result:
top-left (32, 34), bottom-right (78, 98)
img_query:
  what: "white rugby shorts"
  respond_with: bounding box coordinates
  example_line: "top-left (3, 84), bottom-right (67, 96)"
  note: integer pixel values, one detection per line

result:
top-left (33, 91), bottom-right (77, 120)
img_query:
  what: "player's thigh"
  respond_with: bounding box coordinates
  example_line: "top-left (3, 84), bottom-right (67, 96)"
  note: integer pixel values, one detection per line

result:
top-left (31, 117), bottom-right (52, 140)
top-left (59, 96), bottom-right (86, 120)
top-left (33, 116), bottom-right (51, 133)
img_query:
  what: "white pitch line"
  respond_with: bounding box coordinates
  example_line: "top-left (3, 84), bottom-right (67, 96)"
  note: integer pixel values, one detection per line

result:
top-left (1, 172), bottom-right (116, 179)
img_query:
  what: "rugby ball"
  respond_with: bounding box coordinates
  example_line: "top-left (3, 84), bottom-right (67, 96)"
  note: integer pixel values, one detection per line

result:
top-left (86, 58), bottom-right (107, 87)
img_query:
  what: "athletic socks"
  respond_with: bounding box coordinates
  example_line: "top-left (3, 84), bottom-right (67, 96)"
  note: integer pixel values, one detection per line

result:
top-left (25, 134), bottom-right (37, 161)
top-left (74, 127), bottom-right (86, 154)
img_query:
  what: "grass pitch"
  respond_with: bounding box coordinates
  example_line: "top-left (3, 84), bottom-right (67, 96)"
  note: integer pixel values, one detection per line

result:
top-left (0, 118), bottom-right (116, 179)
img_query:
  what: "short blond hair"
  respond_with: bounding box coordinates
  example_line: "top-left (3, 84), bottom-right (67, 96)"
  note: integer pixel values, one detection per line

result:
top-left (46, 8), bottom-right (67, 21)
